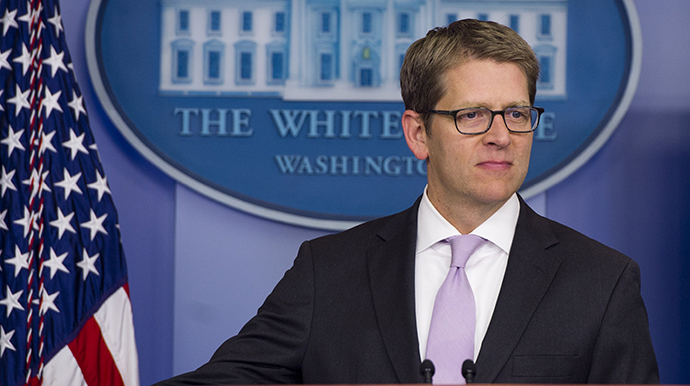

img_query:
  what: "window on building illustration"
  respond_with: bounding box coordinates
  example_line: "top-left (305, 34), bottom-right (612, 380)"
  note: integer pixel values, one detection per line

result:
top-left (207, 51), bottom-right (221, 81)
top-left (204, 40), bottom-right (224, 84)
top-left (208, 10), bottom-right (221, 35)
top-left (477, 13), bottom-right (489, 22)
top-left (275, 12), bottom-right (286, 33)
top-left (241, 52), bottom-right (252, 79)
top-left (398, 13), bottom-right (410, 35)
top-left (540, 56), bottom-right (551, 84)
top-left (362, 12), bottom-right (372, 34)
top-left (171, 39), bottom-right (193, 84)
top-left (209, 52), bottom-right (220, 79)
top-left (266, 41), bottom-right (287, 84)
top-left (446, 13), bottom-right (457, 26)
top-left (235, 41), bottom-right (256, 85)
top-left (360, 68), bottom-right (373, 87)
top-left (535, 44), bottom-right (556, 90)
top-left (271, 52), bottom-right (284, 81)
top-left (177, 50), bottom-right (189, 78)
top-left (540, 14), bottom-right (552, 38)
top-left (267, 41), bottom-right (287, 84)
top-left (322, 12), bottom-right (331, 33)
top-left (509, 15), bottom-right (519, 33)
top-left (177, 10), bottom-right (190, 34)
top-left (538, 54), bottom-right (556, 90)
top-left (320, 53), bottom-right (333, 81)
top-left (242, 11), bottom-right (253, 33)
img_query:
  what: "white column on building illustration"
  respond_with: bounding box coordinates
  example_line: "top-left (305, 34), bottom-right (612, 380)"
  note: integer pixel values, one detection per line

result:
top-left (340, 0), bottom-right (349, 87)
top-left (287, 0), bottom-right (301, 87)
top-left (383, 0), bottom-right (393, 84)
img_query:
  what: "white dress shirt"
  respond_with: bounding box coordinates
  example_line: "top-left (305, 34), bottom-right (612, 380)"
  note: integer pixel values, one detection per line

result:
top-left (415, 188), bottom-right (520, 361)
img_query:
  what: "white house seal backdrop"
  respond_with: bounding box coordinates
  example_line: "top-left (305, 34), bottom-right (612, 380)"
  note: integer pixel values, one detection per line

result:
top-left (86, 0), bottom-right (641, 230)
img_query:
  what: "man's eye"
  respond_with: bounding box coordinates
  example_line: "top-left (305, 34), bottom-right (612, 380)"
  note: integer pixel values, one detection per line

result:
top-left (458, 110), bottom-right (481, 120)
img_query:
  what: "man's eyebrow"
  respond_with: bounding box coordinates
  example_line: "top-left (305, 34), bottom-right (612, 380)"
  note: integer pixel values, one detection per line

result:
top-left (452, 101), bottom-right (532, 109)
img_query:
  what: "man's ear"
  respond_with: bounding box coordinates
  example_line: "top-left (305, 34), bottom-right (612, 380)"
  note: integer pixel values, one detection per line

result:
top-left (402, 110), bottom-right (429, 160)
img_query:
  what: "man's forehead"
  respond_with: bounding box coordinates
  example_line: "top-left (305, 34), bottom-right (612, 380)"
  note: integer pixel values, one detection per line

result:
top-left (437, 60), bottom-right (530, 109)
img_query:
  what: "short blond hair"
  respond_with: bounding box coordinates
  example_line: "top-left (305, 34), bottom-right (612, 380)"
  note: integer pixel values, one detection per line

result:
top-left (400, 19), bottom-right (539, 128)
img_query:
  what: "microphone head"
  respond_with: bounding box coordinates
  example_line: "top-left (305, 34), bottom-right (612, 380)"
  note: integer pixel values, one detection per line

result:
top-left (420, 359), bottom-right (435, 375)
top-left (462, 359), bottom-right (476, 376)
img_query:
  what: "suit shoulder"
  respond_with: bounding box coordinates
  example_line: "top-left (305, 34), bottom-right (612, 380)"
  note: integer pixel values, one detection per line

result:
top-left (301, 201), bottom-right (418, 262)
top-left (517, 200), bottom-right (633, 272)
top-left (309, 207), bottom-right (413, 250)
top-left (542, 215), bottom-right (634, 271)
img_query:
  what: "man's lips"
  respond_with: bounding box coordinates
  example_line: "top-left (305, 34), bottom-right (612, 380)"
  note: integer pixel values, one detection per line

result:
top-left (476, 160), bottom-right (513, 170)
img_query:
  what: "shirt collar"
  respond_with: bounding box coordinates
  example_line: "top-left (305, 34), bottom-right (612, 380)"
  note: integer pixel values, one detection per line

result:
top-left (416, 186), bottom-right (520, 255)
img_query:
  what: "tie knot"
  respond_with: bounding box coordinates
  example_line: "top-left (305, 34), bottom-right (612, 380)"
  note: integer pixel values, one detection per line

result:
top-left (448, 234), bottom-right (485, 268)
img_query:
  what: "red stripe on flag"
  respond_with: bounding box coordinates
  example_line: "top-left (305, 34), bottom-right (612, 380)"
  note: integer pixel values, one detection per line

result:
top-left (68, 317), bottom-right (126, 386)
top-left (123, 283), bottom-right (130, 297)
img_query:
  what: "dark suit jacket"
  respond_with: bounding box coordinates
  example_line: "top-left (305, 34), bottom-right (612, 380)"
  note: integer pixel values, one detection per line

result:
top-left (159, 196), bottom-right (659, 384)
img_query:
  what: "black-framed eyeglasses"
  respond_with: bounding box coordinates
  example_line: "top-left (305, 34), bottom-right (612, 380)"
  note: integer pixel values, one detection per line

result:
top-left (422, 106), bottom-right (545, 135)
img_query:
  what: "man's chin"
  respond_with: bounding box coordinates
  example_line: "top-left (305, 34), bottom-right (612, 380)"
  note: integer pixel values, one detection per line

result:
top-left (473, 183), bottom-right (521, 207)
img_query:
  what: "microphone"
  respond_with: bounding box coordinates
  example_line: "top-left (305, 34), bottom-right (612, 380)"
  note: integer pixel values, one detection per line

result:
top-left (420, 359), bottom-right (435, 384)
top-left (462, 359), bottom-right (477, 384)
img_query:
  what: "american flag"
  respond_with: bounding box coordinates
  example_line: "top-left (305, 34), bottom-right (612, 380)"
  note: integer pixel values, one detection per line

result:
top-left (0, 0), bottom-right (139, 385)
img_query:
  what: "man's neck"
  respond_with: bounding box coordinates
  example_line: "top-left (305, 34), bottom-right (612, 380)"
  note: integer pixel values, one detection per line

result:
top-left (427, 192), bottom-right (510, 235)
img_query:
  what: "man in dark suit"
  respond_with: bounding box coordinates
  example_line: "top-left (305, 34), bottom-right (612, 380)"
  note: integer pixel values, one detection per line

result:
top-left (157, 19), bottom-right (658, 385)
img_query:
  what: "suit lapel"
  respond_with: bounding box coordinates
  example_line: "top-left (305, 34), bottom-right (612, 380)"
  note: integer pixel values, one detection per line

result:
top-left (367, 199), bottom-right (423, 384)
top-left (475, 198), bottom-right (561, 383)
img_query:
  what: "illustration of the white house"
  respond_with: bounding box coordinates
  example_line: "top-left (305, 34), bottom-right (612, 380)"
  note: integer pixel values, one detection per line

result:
top-left (158, 0), bottom-right (567, 101)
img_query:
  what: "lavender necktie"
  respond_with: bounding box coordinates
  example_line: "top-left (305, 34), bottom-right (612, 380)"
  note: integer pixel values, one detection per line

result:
top-left (425, 234), bottom-right (485, 384)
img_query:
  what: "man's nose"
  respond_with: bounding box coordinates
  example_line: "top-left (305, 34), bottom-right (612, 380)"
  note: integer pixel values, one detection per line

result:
top-left (482, 114), bottom-right (512, 147)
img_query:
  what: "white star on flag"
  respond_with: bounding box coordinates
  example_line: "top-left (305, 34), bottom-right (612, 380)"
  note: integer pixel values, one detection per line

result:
top-left (47, 6), bottom-right (62, 37)
top-left (0, 209), bottom-right (7, 231)
top-left (67, 91), bottom-right (86, 121)
top-left (0, 8), bottom-right (17, 36)
top-left (88, 170), bottom-right (111, 201)
top-left (1, 126), bottom-right (25, 157)
top-left (40, 87), bottom-right (63, 118)
top-left (0, 285), bottom-right (25, 317)
top-left (62, 129), bottom-right (88, 160)
top-left (76, 248), bottom-right (99, 280)
top-left (6, 84), bottom-right (30, 115)
top-left (0, 49), bottom-right (11, 71)
top-left (54, 168), bottom-right (82, 200)
top-left (38, 129), bottom-right (57, 155)
top-left (13, 207), bottom-right (38, 238)
top-left (49, 207), bottom-right (76, 239)
top-left (12, 43), bottom-right (31, 76)
top-left (17, 2), bottom-right (42, 25)
top-left (5, 245), bottom-right (29, 277)
top-left (80, 209), bottom-right (108, 241)
top-left (0, 166), bottom-right (17, 197)
top-left (0, 326), bottom-right (16, 358)
top-left (36, 289), bottom-right (60, 316)
top-left (43, 248), bottom-right (70, 279)
top-left (43, 46), bottom-right (67, 77)
top-left (22, 168), bottom-right (51, 201)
